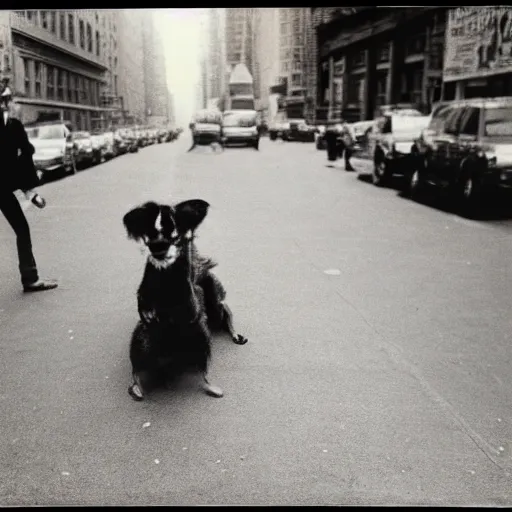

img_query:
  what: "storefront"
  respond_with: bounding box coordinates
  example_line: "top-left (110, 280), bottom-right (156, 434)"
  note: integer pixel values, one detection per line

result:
top-left (443, 6), bottom-right (512, 100)
top-left (315, 7), bottom-right (446, 122)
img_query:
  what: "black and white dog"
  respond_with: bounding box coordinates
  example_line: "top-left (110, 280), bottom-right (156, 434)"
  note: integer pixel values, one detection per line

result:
top-left (122, 199), bottom-right (247, 401)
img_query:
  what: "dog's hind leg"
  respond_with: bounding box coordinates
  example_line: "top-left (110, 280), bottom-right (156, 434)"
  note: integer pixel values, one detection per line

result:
top-left (221, 302), bottom-right (248, 345)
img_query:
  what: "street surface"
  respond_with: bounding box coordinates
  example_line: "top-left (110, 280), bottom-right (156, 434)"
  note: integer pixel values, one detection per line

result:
top-left (1, 136), bottom-right (512, 506)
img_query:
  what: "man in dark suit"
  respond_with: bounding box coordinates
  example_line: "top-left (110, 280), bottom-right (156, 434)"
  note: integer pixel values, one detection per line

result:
top-left (0, 84), bottom-right (58, 292)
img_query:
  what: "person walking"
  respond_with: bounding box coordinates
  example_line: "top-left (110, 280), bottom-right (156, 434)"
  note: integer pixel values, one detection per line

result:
top-left (337, 117), bottom-right (355, 172)
top-left (0, 84), bottom-right (58, 293)
top-left (324, 121), bottom-right (339, 163)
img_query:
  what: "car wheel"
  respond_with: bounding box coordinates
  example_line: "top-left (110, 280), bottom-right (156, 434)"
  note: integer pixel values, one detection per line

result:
top-left (458, 173), bottom-right (483, 219)
top-left (372, 154), bottom-right (390, 187)
top-left (407, 168), bottom-right (426, 200)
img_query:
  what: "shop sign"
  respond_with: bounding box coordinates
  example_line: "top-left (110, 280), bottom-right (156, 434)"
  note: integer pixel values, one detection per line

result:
top-left (444, 6), bottom-right (512, 82)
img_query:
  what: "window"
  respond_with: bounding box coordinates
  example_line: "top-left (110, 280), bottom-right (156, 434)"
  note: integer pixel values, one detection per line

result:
top-left (78, 77), bottom-right (85, 103)
top-left (73, 74), bottom-right (79, 103)
top-left (459, 107), bottom-right (480, 136)
top-left (47, 65), bottom-right (55, 100)
top-left (57, 69), bottom-right (64, 101)
top-left (79, 19), bottom-right (85, 49)
top-left (29, 63), bottom-right (40, 98)
top-left (484, 107), bottom-right (512, 137)
top-left (291, 73), bottom-right (302, 87)
top-left (114, 75), bottom-right (118, 96)
top-left (68, 14), bottom-right (75, 44)
top-left (95, 82), bottom-right (100, 106)
top-left (41, 11), bottom-right (48, 29)
top-left (26, 11), bottom-right (34, 23)
top-left (406, 33), bottom-right (426, 56)
top-left (83, 78), bottom-right (90, 103)
top-left (67, 73), bottom-right (74, 102)
top-left (428, 104), bottom-right (452, 133)
top-left (444, 107), bottom-right (465, 135)
top-left (293, 59), bottom-right (302, 72)
top-left (59, 11), bottom-right (65, 39)
top-left (351, 50), bottom-right (366, 69)
top-left (376, 71), bottom-right (387, 107)
top-left (23, 58), bottom-right (31, 95)
top-left (378, 42), bottom-right (390, 63)
top-left (62, 71), bottom-right (69, 102)
top-left (95, 31), bottom-right (100, 56)
top-left (87, 23), bottom-right (92, 52)
top-left (50, 11), bottom-right (56, 33)
top-left (347, 75), bottom-right (364, 104)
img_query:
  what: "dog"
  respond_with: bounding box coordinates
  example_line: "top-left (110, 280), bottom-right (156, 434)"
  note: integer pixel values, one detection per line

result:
top-left (122, 198), bottom-right (247, 401)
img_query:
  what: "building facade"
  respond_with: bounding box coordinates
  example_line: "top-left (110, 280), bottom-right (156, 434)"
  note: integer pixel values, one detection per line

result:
top-left (206, 8), bottom-right (227, 103)
top-left (141, 10), bottom-right (172, 127)
top-left (225, 8), bottom-right (259, 100)
top-left (0, 10), bottom-right (113, 130)
top-left (313, 7), bottom-right (446, 123)
top-left (114, 9), bottom-right (146, 125)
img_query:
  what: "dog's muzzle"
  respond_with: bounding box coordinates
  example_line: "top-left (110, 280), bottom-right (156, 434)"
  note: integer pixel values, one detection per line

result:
top-left (147, 240), bottom-right (173, 258)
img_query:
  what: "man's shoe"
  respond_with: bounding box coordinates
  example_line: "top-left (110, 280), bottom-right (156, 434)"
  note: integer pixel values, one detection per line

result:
top-left (23, 279), bottom-right (58, 293)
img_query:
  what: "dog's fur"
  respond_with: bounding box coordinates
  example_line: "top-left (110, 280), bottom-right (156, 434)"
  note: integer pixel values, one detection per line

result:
top-left (123, 199), bottom-right (247, 401)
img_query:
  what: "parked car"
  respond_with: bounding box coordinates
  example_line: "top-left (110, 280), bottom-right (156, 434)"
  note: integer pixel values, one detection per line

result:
top-left (408, 97), bottom-right (512, 216)
top-left (26, 121), bottom-right (77, 178)
top-left (221, 109), bottom-right (260, 149)
top-left (120, 129), bottom-right (139, 153)
top-left (71, 131), bottom-right (95, 168)
top-left (268, 112), bottom-right (289, 140)
top-left (102, 132), bottom-right (118, 159)
top-left (356, 111), bottom-right (430, 186)
top-left (282, 118), bottom-right (315, 142)
top-left (191, 109), bottom-right (223, 146)
top-left (90, 133), bottom-right (106, 164)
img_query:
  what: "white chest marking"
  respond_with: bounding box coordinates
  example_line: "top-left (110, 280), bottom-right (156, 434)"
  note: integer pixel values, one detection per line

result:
top-left (155, 212), bottom-right (162, 232)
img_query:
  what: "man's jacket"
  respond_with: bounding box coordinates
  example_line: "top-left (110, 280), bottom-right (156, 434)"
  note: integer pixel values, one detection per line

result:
top-left (0, 115), bottom-right (38, 193)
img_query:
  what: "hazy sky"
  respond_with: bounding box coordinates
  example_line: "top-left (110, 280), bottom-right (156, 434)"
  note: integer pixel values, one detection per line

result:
top-left (154, 9), bottom-right (207, 127)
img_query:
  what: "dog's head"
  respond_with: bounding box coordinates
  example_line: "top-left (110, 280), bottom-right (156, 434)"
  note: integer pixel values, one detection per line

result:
top-left (123, 199), bottom-right (209, 266)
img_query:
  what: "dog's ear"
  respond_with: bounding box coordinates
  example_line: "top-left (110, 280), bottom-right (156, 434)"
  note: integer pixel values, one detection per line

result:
top-left (174, 199), bottom-right (210, 234)
top-left (123, 202), bottom-right (159, 241)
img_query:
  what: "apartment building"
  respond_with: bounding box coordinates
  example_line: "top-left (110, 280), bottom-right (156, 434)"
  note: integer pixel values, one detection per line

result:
top-left (141, 10), bottom-right (172, 126)
top-left (205, 8), bottom-right (227, 103)
top-left (225, 8), bottom-right (258, 98)
top-left (1, 10), bottom-right (112, 130)
top-left (114, 9), bottom-right (146, 125)
top-left (313, 7), bottom-right (446, 122)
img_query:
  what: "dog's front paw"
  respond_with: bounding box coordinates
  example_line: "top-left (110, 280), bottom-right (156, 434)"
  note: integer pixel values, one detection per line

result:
top-left (141, 310), bottom-right (158, 324)
top-left (128, 383), bottom-right (144, 401)
top-left (232, 334), bottom-right (248, 345)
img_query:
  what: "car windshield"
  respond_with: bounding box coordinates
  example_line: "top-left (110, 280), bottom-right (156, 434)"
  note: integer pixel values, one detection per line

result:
top-left (223, 112), bottom-right (256, 127)
top-left (27, 124), bottom-right (67, 140)
top-left (484, 107), bottom-right (512, 137)
top-left (194, 110), bottom-right (222, 124)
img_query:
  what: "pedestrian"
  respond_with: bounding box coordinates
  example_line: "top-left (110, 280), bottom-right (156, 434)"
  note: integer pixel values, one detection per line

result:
top-left (187, 121), bottom-right (197, 152)
top-left (324, 121), bottom-right (339, 163)
top-left (337, 117), bottom-right (355, 172)
top-left (0, 84), bottom-right (58, 293)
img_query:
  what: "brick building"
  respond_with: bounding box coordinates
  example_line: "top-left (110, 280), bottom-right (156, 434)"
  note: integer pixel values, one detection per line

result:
top-left (1, 10), bottom-right (113, 130)
top-left (313, 7), bottom-right (446, 123)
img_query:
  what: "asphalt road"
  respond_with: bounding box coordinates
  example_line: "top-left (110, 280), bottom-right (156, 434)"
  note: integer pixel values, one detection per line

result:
top-left (1, 136), bottom-right (511, 506)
